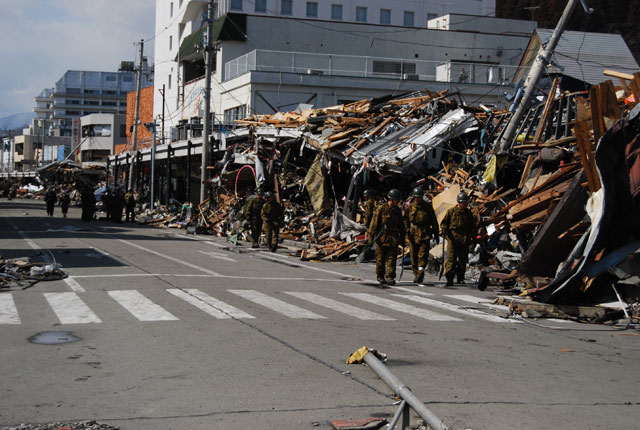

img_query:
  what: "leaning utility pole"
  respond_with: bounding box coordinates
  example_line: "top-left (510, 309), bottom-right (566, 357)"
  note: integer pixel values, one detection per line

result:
top-left (200, 0), bottom-right (215, 202)
top-left (497, 0), bottom-right (591, 154)
top-left (128, 39), bottom-right (144, 190)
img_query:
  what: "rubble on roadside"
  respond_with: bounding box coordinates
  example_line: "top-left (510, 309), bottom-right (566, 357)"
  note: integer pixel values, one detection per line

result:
top-left (127, 72), bottom-right (640, 313)
top-left (0, 257), bottom-right (67, 290)
top-left (3, 420), bottom-right (119, 430)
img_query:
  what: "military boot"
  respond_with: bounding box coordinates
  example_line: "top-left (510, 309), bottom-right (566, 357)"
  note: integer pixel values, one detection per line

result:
top-left (445, 273), bottom-right (454, 287)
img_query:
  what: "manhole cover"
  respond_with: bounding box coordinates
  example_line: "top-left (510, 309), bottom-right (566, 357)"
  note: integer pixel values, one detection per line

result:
top-left (28, 331), bottom-right (80, 345)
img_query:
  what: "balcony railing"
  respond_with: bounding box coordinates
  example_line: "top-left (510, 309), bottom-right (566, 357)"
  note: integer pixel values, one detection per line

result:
top-left (224, 49), bottom-right (523, 85)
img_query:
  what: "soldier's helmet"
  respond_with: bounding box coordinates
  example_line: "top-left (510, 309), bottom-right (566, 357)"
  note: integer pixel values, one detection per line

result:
top-left (387, 189), bottom-right (401, 201)
top-left (363, 189), bottom-right (375, 198)
top-left (256, 187), bottom-right (264, 195)
top-left (411, 187), bottom-right (424, 197)
top-left (263, 191), bottom-right (274, 198)
top-left (457, 191), bottom-right (469, 203)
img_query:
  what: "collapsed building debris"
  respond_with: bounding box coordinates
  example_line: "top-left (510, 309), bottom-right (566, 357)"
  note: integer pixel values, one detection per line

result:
top-left (124, 71), bottom-right (639, 313)
top-left (0, 256), bottom-right (67, 290)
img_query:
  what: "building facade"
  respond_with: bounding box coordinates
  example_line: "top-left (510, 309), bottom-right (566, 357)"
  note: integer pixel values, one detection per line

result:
top-left (154, 3), bottom-right (534, 135)
top-left (48, 60), bottom-right (153, 137)
top-left (77, 114), bottom-right (127, 167)
top-left (217, 0), bottom-right (496, 25)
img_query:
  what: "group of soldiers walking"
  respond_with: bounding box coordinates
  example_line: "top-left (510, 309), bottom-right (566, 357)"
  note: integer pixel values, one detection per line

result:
top-left (365, 187), bottom-right (476, 287)
top-left (244, 188), bottom-right (283, 252)
top-left (102, 188), bottom-right (137, 223)
top-left (44, 187), bottom-right (71, 218)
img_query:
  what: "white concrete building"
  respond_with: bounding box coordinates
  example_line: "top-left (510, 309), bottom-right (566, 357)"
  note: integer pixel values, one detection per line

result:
top-left (154, 1), bottom-right (532, 138)
top-left (77, 114), bottom-right (127, 167)
top-left (217, 0), bottom-right (496, 25)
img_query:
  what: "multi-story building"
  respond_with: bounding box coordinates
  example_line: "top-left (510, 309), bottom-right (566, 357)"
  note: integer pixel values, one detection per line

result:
top-left (77, 114), bottom-right (127, 167)
top-left (154, 0), bottom-right (532, 134)
top-left (216, 0), bottom-right (496, 25)
top-left (48, 60), bottom-right (153, 137)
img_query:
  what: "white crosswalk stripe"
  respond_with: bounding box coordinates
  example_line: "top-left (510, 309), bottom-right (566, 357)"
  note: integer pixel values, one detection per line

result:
top-left (44, 292), bottom-right (102, 324)
top-left (168, 289), bottom-right (255, 319)
top-left (229, 290), bottom-right (326, 319)
top-left (0, 294), bottom-right (20, 324)
top-left (108, 290), bottom-right (178, 321)
top-left (392, 294), bottom-right (518, 323)
top-left (341, 293), bottom-right (461, 321)
top-left (284, 292), bottom-right (395, 321)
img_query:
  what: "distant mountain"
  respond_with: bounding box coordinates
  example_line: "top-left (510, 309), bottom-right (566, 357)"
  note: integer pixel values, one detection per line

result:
top-left (0, 112), bottom-right (35, 132)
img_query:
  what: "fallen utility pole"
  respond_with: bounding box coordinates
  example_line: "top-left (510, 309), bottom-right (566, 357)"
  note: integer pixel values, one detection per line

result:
top-left (200, 0), bottom-right (216, 203)
top-left (347, 347), bottom-right (450, 430)
top-left (129, 39), bottom-right (145, 191)
top-left (497, 0), bottom-right (591, 154)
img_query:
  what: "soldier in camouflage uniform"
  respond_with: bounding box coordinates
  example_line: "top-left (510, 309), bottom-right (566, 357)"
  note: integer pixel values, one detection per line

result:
top-left (261, 191), bottom-right (283, 252)
top-left (440, 191), bottom-right (476, 286)
top-left (245, 189), bottom-right (265, 248)
top-left (404, 187), bottom-right (439, 284)
top-left (368, 189), bottom-right (405, 286)
top-left (361, 189), bottom-right (379, 230)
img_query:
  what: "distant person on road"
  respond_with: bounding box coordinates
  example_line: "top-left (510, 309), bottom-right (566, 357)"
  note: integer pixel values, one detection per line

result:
top-left (245, 188), bottom-right (265, 248)
top-left (44, 186), bottom-right (57, 216)
top-left (361, 189), bottom-right (380, 231)
top-left (261, 191), bottom-right (283, 252)
top-left (404, 187), bottom-right (439, 284)
top-left (112, 189), bottom-right (125, 223)
top-left (103, 187), bottom-right (114, 221)
top-left (60, 190), bottom-right (71, 218)
top-left (81, 187), bottom-right (95, 222)
top-left (125, 189), bottom-right (136, 223)
top-left (368, 189), bottom-right (405, 286)
top-left (440, 191), bottom-right (476, 286)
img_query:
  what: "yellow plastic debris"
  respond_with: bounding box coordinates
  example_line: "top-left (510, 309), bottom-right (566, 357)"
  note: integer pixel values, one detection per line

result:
top-left (346, 346), bottom-right (369, 364)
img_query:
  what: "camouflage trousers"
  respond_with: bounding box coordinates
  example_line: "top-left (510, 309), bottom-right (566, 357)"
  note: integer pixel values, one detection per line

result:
top-left (250, 221), bottom-right (263, 245)
top-left (408, 240), bottom-right (430, 277)
top-left (445, 239), bottom-right (469, 280)
top-left (263, 224), bottom-right (279, 250)
top-left (376, 245), bottom-right (398, 280)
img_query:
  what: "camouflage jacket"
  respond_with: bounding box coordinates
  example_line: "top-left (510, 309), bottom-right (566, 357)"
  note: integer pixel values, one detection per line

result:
top-left (245, 197), bottom-right (264, 224)
top-left (261, 200), bottom-right (283, 227)
top-left (440, 206), bottom-right (476, 245)
top-left (404, 199), bottom-right (439, 243)
top-left (369, 204), bottom-right (405, 247)
top-left (363, 198), bottom-right (379, 229)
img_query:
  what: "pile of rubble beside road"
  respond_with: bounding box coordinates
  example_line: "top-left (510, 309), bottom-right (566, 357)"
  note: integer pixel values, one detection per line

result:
top-left (171, 72), bottom-right (639, 310)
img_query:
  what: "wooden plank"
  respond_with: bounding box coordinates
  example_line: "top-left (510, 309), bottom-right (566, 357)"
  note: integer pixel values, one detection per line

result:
top-left (603, 69), bottom-right (634, 81)
top-left (590, 85), bottom-right (604, 141)
top-left (573, 120), bottom-right (600, 192)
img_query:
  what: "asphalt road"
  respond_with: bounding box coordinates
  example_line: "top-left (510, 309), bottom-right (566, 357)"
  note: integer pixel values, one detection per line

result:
top-left (1, 199), bottom-right (639, 430)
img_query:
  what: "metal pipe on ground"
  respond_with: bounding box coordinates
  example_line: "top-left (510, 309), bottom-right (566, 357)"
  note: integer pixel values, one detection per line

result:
top-left (361, 350), bottom-right (450, 430)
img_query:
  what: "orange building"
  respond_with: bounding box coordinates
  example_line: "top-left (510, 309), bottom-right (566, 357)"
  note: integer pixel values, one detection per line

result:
top-left (115, 85), bottom-right (154, 154)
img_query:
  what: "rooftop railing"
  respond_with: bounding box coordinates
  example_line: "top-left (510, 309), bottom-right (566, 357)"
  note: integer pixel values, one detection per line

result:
top-left (224, 49), bottom-right (523, 85)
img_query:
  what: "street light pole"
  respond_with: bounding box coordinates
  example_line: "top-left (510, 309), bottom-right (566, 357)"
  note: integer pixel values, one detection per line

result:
top-left (144, 121), bottom-right (157, 210)
top-left (200, 0), bottom-right (216, 203)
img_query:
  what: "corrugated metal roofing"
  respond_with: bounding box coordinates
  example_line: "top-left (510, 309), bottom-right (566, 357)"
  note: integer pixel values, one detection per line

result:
top-left (537, 29), bottom-right (639, 85)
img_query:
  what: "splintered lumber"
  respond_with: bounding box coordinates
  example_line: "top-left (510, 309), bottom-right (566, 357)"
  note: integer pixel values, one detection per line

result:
top-left (345, 116), bottom-right (394, 157)
top-left (603, 69), bottom-right (635, 81)
top-left (573, 120), bottom-right (601, 192)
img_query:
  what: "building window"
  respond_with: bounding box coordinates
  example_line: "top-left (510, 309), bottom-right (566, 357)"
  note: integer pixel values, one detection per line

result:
top-left (355, 6), bottom-right (367, 23)
top-left (68, 100), bottom-right (81, 105)
top-left (168, 74), bottom-right (172, 90)
top-left (102, 101), bottom-right (118, 106)
top-left (331, 4), bottom-right (342, 20)
top-left (170, 2), bottom-right (173, 17)
top-left (224, 105), bottom-right (247, 125)
top-left (427, 13), bottom-right (437, 22)
top-left (122, 76), bottom-right (133, 82)
top-left (230, 0), bottom-right (242, 11)
top-left (84, 100), bottom-right (100, 105)
top-left (281, 0), bottom-right (292, 15)
top-left (65, 110), bottom-right (80, 116)
top-left (404, 11), bottom-right (415, 26)
top-left (105, 75), bottom-right (116, 81)
top-left (380, 9), bottom-right (391, 24)
top-left (306, 2), bottom-right (318, 17)
top-left (255, 0), bottom-right (266, 12)
top-left (169, 35), bottom-right (173, 50)
top-left (82, 124), bottom-right (112, 138)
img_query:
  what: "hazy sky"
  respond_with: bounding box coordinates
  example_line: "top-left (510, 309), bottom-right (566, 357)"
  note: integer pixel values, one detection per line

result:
top-left (0, 0), bottom-right (156, 117)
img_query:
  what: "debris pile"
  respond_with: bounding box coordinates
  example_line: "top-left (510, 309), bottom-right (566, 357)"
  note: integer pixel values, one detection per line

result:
top-left (1, 257), bottom-right (67, 290)
top-left (4, 420), bottom-right (119, 430)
